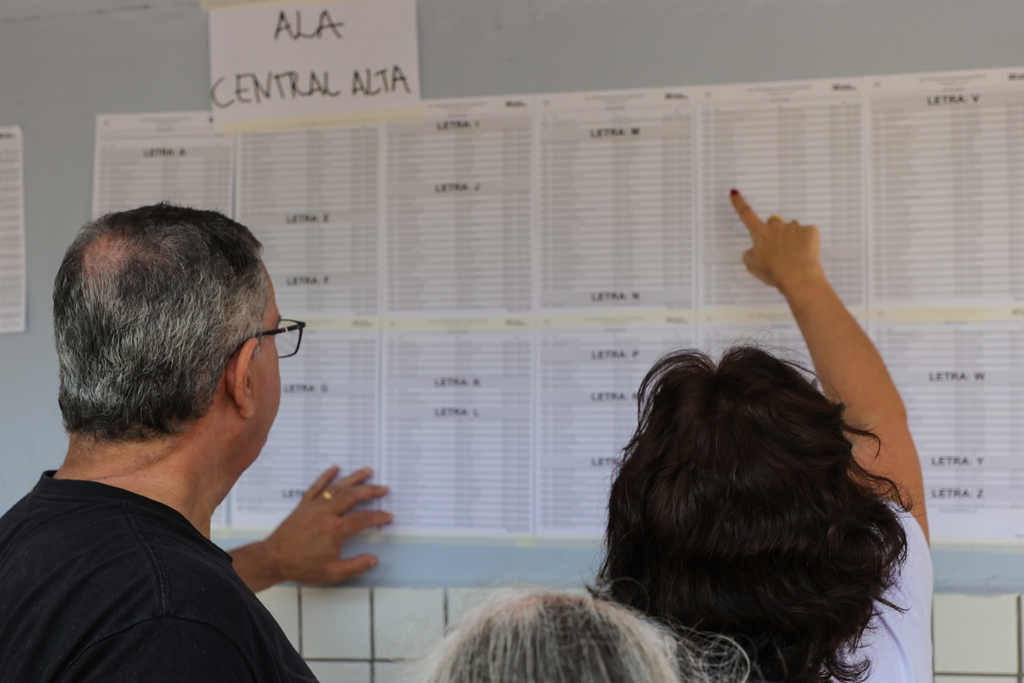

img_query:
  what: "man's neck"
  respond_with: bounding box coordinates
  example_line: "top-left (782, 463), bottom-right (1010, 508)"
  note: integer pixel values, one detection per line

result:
top-left (56, 430), bottom-right (233, 538)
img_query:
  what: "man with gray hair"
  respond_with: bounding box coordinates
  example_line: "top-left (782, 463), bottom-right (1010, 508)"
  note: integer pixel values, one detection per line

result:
top-left (0, 204), bottom-right (392, 681)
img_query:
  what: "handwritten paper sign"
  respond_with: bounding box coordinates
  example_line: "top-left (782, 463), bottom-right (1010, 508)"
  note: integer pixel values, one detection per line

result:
top-left (209, 0), bottom-right (420, 130)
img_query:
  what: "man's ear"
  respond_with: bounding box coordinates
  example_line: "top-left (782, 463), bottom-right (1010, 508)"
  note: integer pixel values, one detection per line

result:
top-left (224, 338), bottom-right (259, 419)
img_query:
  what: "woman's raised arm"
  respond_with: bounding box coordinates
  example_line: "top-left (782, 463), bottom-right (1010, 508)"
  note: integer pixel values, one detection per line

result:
top-left (730, 189), bottom-right (928, 541)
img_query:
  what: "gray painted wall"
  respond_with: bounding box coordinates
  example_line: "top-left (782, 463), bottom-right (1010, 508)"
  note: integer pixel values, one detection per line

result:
top-left (1, 0), bottom-right (1022, 590)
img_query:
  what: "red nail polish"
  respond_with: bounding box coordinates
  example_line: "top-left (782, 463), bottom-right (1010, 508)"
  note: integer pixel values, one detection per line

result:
top-left (730, 189), bottom-right (739, 196)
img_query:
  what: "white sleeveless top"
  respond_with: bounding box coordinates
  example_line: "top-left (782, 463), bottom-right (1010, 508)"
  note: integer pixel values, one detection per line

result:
top-left (854, 506), bottom-right (933, 682)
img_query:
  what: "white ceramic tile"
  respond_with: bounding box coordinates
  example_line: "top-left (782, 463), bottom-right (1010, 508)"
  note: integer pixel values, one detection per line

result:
top-left (374, 660), bottom-right (412, 683)
top-left (305, 660), bottom-right (372, 683)
top-left (933, 593), bottom-right (1018, 674)
top-left (257, 585), bottom-right (300, 651)
top-left (301, 587), bottom-right (372, 659)
top-left (373, 587), bottom-right (445, 659)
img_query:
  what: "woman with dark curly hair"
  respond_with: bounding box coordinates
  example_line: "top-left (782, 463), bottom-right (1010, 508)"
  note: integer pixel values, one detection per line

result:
top-left (595, 190), bottom-right (931, 683)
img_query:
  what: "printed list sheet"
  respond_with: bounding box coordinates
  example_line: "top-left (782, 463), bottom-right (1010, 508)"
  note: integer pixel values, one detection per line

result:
top-left (99, 66), bottom-right (1024, 540)
top-left (0, 126), bottom-right (25, 335)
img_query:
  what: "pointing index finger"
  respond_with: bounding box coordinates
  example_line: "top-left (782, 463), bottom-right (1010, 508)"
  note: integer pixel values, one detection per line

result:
top-left (729, 189), bottom-right (766, 238)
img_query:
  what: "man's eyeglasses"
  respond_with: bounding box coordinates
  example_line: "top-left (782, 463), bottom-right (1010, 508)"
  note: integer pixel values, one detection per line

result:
top-left (254, 319), bottom-right (306, 358)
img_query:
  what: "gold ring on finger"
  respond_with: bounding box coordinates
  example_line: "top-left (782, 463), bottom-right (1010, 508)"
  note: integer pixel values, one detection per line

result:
top-left (322, 491), bottom-right (333, 501)
top-left (766, 215), bottom-right (784, 224)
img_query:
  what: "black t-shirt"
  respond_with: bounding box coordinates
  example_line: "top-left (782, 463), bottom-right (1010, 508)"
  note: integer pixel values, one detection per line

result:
top-left (0, 472), bottom-right (317, 682)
